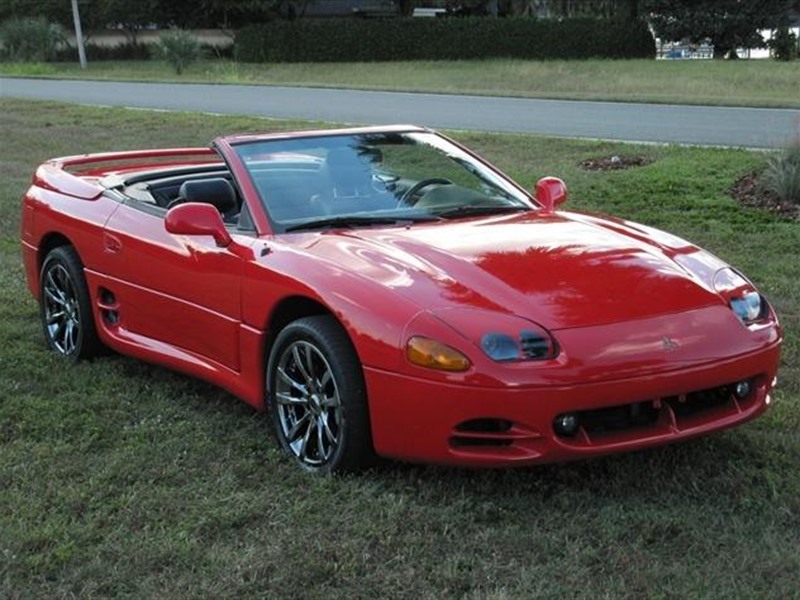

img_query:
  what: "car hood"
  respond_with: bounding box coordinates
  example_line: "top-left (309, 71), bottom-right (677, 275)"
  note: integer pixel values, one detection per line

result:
top-left (290, 211), bottom-right (724, 330)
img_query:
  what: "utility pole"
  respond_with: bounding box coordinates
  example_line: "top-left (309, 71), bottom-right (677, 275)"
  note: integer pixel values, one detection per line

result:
top-left (70, 0), bottom-right (87, 69)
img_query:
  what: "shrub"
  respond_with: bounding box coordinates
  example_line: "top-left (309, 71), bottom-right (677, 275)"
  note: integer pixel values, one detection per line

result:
top-left (235, 17), bottom-right (655, 63)
top-left (54, 42), bottom-right (153, 62)
top-left (203, 42), bottom-right (234, 60)
top-left (769, 27), bottom-right (798, 61)
top-left (156, 29), bottom-right (202, 74)
top-left (52, 40), bottom-right (231, 63)
top-left (762, 144), bottom-right (800, 204)
top-left (0, 16), bottom-right (65, 62)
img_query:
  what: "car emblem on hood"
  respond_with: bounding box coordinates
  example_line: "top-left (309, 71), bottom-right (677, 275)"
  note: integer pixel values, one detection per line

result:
top-left (661, 336), bottom-right (680, 351)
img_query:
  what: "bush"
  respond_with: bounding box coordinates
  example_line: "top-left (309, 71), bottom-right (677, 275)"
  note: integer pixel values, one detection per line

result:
top-left (54, 42), bottom-right (153, 62)
top-left (203, 42), bottom-right (234, 60)
top-left (0, 16), bottom-right (65, 62)
top-left (156, 29), bottom-right (202, 74)
top-left (762, 144), bottom-right (800, 204)
top-left (235, 17), bottom-right (655, 63)
top-left (770, 27), bottom-right (798, 61)
top-left (52, 40), bottom-right (231, 63)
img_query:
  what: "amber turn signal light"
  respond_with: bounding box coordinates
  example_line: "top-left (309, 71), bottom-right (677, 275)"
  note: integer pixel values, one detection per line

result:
top-left (406, 336), bottom-right (471, 372)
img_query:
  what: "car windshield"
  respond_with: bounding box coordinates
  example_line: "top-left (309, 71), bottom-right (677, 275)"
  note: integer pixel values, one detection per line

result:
top-left (232, 131), bottom-right (532, 233)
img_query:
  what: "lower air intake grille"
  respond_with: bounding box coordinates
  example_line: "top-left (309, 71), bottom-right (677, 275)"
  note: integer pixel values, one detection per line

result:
top-left (554, 377), bottom-right (761, 442)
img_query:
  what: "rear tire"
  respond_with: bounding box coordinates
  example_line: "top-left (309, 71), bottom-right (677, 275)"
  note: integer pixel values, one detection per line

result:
top-left (266, 315), bottom-right (373, 474)
top-left (39, 246), bottom-right (102, 360)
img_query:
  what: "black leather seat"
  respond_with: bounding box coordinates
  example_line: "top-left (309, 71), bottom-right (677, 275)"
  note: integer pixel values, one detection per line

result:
top-left (168, 178), bottom-right (239, 222)
top-left (320, 148), bottom-right (395, 212)
top-left (325, 148), bottom-right (375, 198)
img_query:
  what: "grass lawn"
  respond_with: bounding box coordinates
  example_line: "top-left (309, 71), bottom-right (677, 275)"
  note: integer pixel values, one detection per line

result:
top-left (1, 98), bottom-right (798, 598)
top-left (2, 58), bottom-right (800, 108)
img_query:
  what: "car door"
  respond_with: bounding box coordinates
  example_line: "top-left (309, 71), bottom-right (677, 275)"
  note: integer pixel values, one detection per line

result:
top-left (97, 199), bottom-right (251, 372)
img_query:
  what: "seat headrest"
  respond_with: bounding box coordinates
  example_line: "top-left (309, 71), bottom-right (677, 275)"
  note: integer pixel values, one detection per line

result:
top-left (326, 147), bottom-right (384, 172)
top-left (325, 149), bottom-right (377, 193)
top-left (179, 178), bottom-right (237, 213)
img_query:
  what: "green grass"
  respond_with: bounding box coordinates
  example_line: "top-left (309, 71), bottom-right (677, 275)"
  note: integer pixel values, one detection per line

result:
top-left (2, 58), bottom-right (800, 108)
top-left (1, 98), bottom-right (798, 598)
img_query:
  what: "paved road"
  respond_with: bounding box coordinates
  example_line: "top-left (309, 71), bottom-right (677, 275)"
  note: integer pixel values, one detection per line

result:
top-left (2, 77), bottom-right (798, 148)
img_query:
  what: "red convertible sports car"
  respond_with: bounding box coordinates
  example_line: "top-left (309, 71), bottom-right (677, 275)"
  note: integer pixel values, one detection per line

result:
top-left (21, 125), bottom-right (781, 473)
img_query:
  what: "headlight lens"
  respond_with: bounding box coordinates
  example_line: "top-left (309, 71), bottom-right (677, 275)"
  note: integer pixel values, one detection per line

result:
top-left (481, 327), bottom-right (557, 362)
top-left (713, 267), bottom-right (769, 325)
top-left (730, 291), bottom-right (764, 323)
top-left (481, 333), bottom-right (519, 362)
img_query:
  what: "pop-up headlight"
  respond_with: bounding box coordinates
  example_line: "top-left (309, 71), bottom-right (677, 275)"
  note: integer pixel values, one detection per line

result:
top-left (730, 291), bottom-right (764, 323)
top-left (481, 327), bottom-right (557, 362)
top-left (713, 267), bottom-right (769, 326)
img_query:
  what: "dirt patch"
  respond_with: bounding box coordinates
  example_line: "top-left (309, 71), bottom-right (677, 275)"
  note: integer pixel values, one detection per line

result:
top-left (729, 171), bottom-right (800, 221)
top-left (579, 155), bottom-right (654, 171)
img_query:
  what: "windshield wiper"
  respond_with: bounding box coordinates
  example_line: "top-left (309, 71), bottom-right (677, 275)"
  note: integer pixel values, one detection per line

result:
top-left (434, 204), bottom-right (528, 219)
top-left (284, 214), bottom-right (438, 233)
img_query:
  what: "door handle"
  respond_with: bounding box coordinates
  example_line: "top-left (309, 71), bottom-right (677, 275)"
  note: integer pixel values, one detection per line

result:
top-left (103, 233), bottom-right (122, 254)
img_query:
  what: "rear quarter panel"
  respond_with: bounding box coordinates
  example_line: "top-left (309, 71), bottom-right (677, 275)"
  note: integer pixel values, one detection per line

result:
top-left (21, 185), bottom-right (120, 299)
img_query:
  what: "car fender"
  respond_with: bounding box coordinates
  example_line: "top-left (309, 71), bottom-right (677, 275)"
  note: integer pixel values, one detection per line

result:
top-left (242, 241), bottom-right (425, 375)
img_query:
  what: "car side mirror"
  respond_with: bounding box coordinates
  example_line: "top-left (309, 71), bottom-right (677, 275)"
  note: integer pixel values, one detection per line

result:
top-left (534, 177), bottom-right (568, 213)
top-left (165, 203), bottom-right (232, 248)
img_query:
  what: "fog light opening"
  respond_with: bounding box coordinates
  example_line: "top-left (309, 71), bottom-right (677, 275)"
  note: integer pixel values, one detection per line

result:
top-left (554, 412), bottom-right (580, 437)
top-left (734, 380), bottom-right (751, 400)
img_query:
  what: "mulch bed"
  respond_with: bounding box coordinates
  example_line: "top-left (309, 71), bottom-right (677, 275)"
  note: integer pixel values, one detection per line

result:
top-left (579, 155), bottom-right (654, 171)
top-left (729, 171), bottom-right (800, 221)
top-left (580, 156), bottom-right (798, 221)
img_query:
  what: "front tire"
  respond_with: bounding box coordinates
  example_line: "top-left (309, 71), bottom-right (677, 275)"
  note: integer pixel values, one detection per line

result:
top-left (266, 315), bottom-right (373, 474)
top-left (39, 246), bottom-right (102, 360)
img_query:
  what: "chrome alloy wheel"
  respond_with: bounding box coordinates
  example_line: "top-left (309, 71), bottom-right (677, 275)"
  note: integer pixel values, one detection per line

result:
top-left (274, 340), bottom-right (343, 467)
top-left (42, 263), bottom-right (82, 355)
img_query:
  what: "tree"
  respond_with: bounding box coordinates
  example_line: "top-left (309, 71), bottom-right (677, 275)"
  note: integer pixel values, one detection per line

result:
top-left (646, 0), bottom-right (791, 59)
top-left (0, 0), bottom-right (314, 31)
top-left (100, 0), bottom-right (163, 44)
top-left (0, 0), bottom-right (73, 28)
top-left (396, 0), bottom-right (419, 16)
top-left (492, 1), bottom-right (643, 20)
top-left (0, 16), bottom-right (66, 61)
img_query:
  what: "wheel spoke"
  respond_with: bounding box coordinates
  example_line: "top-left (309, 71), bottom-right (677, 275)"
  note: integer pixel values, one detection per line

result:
top-left (319, 369), bottom-right (332, 391)
top-left (304, 344), bottom-right (317, 386)
top-left (277, 366), bottom-right (307, 395)
top-left (298, 419), bottom-right (314, 460)
top-left (54, 268), bottom-right (72, 300)
top-left (316, 418), bottom-right (328, 459)
top-left (292, 344), bottom-right (315, 389)
top-left (320, 389), bottom-right (340, 408)
top-left (44, 273), bottom-right (67, 307)
top-left (320, 398), bottom-right (339, 409)
top-left (286, 411), bottom-right (311, 442)
top-left (275, 391), bottom-right (305, 405)
top-left (46, 310), bottom-right (65, 324)
top-left (63, 320), bottom-right (76, 354)
top-left (44, 286), bottom-right (66, 307)
top-left (320, 413), bottom-right (337, 445)
top-left (52, 320), bottom-right (66, 345)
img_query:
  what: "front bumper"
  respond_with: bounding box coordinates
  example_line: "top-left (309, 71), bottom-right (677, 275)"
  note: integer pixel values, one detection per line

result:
top-left (364, 342), bottom-right (780, 467)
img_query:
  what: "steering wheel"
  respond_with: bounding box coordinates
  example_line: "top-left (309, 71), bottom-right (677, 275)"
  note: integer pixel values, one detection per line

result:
top-left (398, 178), bottom-right (453, 206)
